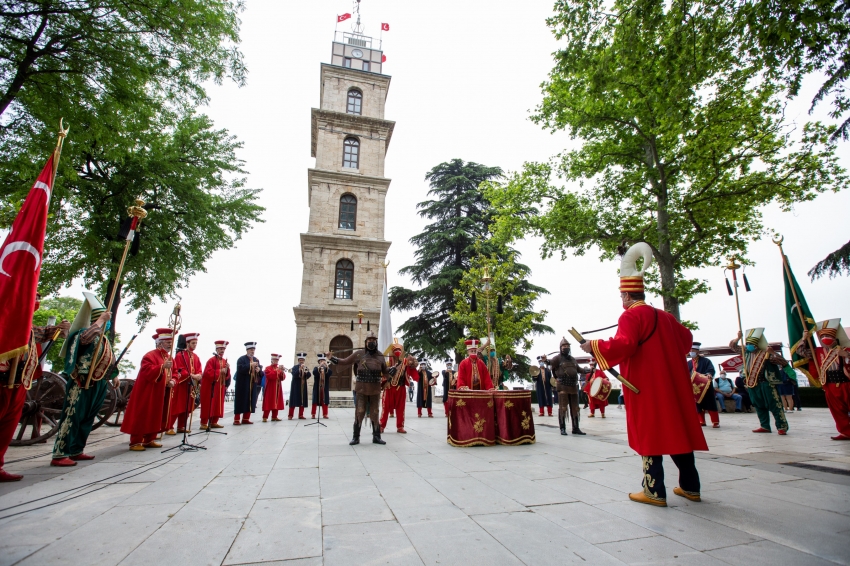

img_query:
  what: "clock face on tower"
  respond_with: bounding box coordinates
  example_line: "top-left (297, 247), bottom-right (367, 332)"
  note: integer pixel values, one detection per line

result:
top-left (351, 49), bottom-right (363, 58)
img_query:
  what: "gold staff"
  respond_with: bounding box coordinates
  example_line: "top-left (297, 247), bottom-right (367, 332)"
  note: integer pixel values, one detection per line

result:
top-left (725, 256), bottom-right (749, 384)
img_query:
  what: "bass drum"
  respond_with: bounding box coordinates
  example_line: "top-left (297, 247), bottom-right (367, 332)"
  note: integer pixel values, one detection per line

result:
top-left (589, 376), bottom-right (612, 401)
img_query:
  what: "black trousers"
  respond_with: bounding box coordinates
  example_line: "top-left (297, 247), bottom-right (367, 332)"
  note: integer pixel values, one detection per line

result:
top-left (641, 452), bottom-right (700, 502)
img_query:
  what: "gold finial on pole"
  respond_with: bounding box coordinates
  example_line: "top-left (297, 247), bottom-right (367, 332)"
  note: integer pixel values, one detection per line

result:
top-left (52, 118), bottom-right (70, 183)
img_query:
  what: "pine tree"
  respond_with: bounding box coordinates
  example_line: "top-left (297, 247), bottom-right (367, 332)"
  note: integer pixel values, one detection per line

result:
top-left (389, 159), bottom-right (551, 361)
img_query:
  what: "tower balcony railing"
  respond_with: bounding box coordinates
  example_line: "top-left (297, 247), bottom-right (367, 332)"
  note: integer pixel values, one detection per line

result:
top-left (334, 30), bottom-right (381, 51)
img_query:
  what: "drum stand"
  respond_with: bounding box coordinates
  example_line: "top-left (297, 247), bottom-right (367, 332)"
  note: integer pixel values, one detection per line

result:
top-left (163, 378), bottom-right (207, 453)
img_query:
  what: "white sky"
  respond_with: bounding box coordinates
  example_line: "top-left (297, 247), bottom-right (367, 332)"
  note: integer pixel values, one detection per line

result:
top-left (63, 0), bottom-right (849, 374)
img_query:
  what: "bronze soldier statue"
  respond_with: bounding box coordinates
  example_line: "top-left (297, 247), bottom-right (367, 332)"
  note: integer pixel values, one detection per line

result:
top-left (329, 332), bottom-right (390, 445)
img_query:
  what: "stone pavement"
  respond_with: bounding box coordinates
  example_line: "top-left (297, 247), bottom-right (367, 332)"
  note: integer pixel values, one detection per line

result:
top-left (1, 402), bottom-right (849, 566)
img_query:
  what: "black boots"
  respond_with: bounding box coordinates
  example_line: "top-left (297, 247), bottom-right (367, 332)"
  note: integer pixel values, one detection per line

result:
top-left (372, 423), bottom-right (386, 445)
top-left (350, 422), bottom-right (361, 445)
top-left (559, 416), bottom-right (568, 435)
top-left (572, 415), bottom-right (586, 435)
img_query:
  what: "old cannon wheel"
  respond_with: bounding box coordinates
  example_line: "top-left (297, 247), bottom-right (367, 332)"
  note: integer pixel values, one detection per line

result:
top-left (105, 379), bottom-right (134, 427)
top-left (11, 371), bottom-right (67, 447)
top-left (91, 380), bottom-right (118, 431)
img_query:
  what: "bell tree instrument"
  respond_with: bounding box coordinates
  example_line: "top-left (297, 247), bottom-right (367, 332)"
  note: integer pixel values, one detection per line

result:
top-left (568, 327), bottom-right (639, 394)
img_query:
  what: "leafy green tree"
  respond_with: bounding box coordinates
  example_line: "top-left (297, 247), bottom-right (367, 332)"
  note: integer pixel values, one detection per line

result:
top-left (485, 0), bottom-right (846, 322)
top-left (731, 0), bottom-right (850, 141)
top-left (450, 243), bottom-right (551, 379)
top-left (389, 159), bottom-right (551, 360)
top-left (809, 239), bottom-right (850, 280)
top-left (31, 295), bottom-right (80, 372)
top-left (0, 1), bottom-right (262, 328)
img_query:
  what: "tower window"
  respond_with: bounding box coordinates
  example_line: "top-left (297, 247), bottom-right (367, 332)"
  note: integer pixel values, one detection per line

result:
top-left (343, 57), bottom-right (352, 68)
top-left (335, 259), bottom-right (354, 300)
top-left (339, 194), bottom-right (357, 230)
top-left (347, 89), bottom-right (362, 115)
top-left (362, 61), bottom-right (370, 72)
top-left (343, 137), bottom-right (359, 169)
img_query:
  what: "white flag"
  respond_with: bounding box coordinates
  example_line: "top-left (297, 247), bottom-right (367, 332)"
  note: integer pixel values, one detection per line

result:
top-left (378, 280), bottom-right (393, 354)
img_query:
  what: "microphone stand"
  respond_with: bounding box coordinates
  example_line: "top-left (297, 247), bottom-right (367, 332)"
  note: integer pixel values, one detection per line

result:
top-left (191, 358), bottom-right (228, 437)
top-left (163, 358), bottom-right (206, 453)
top-left (305, 366), bottom-right (327, 428)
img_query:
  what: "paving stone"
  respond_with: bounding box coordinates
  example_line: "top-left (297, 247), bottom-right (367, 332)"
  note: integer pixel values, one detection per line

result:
top-left (321, 482), bottom-right (394, 526)
top-left (426, 476), bottom-right (526, 515)
top-left (120, 517), bottom-right (244, 566)
top-left (705, 540), bottom-right (838, 566)
top-left (597, 534), bottom-right (732, 565)
top-left (224, 497), bottom-right (322, 564)
top-left (532, 502), bottom-right (655, 544)
top-left (172, 474), bottom-right (265, 521)
top-left (259, 467), bottom-right (320, 499)
top-left (324, 520), bottom-right (423, 565)
top-left (401, 515), bottom-right (524, 565)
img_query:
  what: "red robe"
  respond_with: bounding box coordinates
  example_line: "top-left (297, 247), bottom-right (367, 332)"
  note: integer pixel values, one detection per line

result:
top-left (263, 364), bottom-right (286, 411)
top-left (590, 302), bottom-right (707, 455)
top-left (171, 350), bottom-right (202, 416)
top-left (201, 354), bottom-right (229, 421)
top-left (456, 357), bottom-right (493, 390)
top-left (122, 348), bottom-right (171, 437)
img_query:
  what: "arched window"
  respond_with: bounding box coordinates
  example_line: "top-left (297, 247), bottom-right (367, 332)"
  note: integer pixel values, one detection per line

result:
top-left (339, 194), bottom-right (357, 230)
top-left (335, 259), bottom-right (354, 300)
top-left (342, 137), bottom-right (359, 169)
top-left (347, 89), bottom-right (362, 115)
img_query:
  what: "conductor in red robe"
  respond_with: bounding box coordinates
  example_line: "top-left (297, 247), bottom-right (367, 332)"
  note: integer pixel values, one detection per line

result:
top-left (200, 340), bottom-right (230, 430)
top-left (263, 353), bottom-right (286, 422)
top-left (456, 339), bottom-right (494, 390)
top-left (121, 328), bottom-right (176, 450)
top-left (169, 332), bottom-right (202, 433)
top-left (581, 243), bottom-right (707, 507)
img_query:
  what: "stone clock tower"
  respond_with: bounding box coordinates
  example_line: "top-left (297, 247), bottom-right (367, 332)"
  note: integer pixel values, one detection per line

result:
top-left (293, 29), bottom-right (394, 396)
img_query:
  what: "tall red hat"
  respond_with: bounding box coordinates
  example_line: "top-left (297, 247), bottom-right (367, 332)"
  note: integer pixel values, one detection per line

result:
top-left (214, 340), bottom-right (229, 348)
top-left (183, 332), bottom-right (200, 341)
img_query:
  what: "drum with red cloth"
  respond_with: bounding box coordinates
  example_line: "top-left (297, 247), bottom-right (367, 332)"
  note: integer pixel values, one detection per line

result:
top-left (589, 377), bottom-right (611, 402)
top-left (446, 390), bottom-right (496, 447)
top-left (690, 372), bottom-right (712, 403)
top-left (494, 390), bottom-right (535, 445)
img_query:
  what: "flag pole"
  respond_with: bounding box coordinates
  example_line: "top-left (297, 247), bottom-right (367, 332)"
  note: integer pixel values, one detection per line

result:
top-left (726, 257), bottom-right (748, 383)
top-left (773, 235), bottom-right (822, 381)
top-left (52, 118), bottom-right (69, 184)
top-left (85, 198), bottom-right (148, 389)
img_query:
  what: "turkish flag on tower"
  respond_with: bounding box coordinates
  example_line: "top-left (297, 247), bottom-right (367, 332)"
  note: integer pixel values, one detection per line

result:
top-left (0, 155), bottom-right (54, 362)
top-left (381, 23), bottom-right (390, 31)
top-left (381, 54), bottom-right (387, 63)
top-left (337, 13), bottom-right (351, 23)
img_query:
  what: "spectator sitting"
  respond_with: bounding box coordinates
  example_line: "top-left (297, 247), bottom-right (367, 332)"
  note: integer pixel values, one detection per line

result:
top-left (734, 374), bottom-right (753, 412)
top-left (715, 370), bottom-right (742, 413)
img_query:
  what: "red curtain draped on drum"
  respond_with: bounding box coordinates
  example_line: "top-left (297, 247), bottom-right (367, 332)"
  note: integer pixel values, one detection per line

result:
top-left (447, 390), bottom-right (535, 447)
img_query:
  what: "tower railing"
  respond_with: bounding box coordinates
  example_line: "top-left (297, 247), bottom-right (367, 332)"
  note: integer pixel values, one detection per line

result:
top-left (334, 31), bottom-right (381, 51)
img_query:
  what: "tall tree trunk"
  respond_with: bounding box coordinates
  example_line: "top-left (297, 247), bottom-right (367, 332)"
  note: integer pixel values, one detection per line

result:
top-left (656, 186), bottom-right (681, 320)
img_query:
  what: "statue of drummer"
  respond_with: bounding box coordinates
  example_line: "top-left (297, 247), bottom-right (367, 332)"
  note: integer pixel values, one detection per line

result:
top-left (549, 337), bottom-right (588, 436)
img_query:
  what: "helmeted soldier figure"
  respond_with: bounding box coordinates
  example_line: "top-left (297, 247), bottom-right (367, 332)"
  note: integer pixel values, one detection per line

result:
top-left (549, 337), bottom-right (588, 436)
top-left (329, 331), bottom-right (390, 445)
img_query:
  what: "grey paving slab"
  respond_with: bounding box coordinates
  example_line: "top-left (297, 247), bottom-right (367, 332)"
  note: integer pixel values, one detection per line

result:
top-left (116, 463), bottom-right (222, 506)
top-left (597, 535), bottom-right (732, 565)
top-left (716, 477), bottom-right (850, 515)
top-left (18, 502), bottom-right (182, 566)
top-left (324, 520), bottom-right (423, 565)
top-left (595, 500), bottom-right (762, 551)
top-left (401, 515), bottom-right (524, 566)
top-left (224, 497), bottom-right (322, 564)
top-left (319, 454), bottom-right (368, 476)
top-left (426, 476), bottom-right (526, 515)
top-left (119, 517), bottom-right (244, 566)
top-left (258, 467), bottom-right (320, 499)
top-left (0, 544), bottom-right (44, 566)
top-left (532, 502), bottom-right (656, 544)
top-left (219, 452), bottom-right (277, 476)
top-left (172, 473), bottom-right (265, 521)
top-left (473, 511), bottom-right (625, 565)
top-left (706, 540), bottom-right (839, 566)
top-left (321, 482), bottom-right (394, 526)
top-left (474, 469), bottom-right (576, 506)
top-left (537, 476), bottom-right (631, 504)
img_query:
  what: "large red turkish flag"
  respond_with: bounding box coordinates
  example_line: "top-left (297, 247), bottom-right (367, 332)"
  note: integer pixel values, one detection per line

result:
top-left (0, 155), bottom-right (54, 361)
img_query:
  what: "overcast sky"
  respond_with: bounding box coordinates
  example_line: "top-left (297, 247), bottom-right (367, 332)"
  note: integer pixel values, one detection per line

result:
top-left (62, 0), bottom-right (849, 375)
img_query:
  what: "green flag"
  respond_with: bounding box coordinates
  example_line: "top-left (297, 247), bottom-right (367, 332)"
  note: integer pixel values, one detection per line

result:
top-left (782, 254), bottom-right (819, 386)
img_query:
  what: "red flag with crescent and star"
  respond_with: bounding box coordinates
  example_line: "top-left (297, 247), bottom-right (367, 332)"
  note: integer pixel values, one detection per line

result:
top-left (381, 23), bottom-right (390, 31)
top-left (0, 154), bottom-right (54, 362)
top-left (337, 13), bottom-right (351, 23)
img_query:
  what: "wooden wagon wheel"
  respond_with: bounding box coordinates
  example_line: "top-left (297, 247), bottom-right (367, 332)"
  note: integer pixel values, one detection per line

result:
top-left (11, 371), bottom-right (67, 447)
top-left (91, 380), bottom-right (118, 431)
top-left (105, 378), bottom-right (135, 427)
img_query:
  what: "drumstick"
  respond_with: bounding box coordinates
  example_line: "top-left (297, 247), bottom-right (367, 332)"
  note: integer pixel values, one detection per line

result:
top-left (568, 328), bottom-right (640, 394)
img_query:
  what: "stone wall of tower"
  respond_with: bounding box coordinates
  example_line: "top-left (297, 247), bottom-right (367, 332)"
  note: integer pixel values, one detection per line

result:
top-left (293, 54), bottom-right (394, 389)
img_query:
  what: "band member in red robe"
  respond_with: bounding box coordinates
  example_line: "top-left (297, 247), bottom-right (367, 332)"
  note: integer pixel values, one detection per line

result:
top-left (795, 320), bottom-right (850, 440)
top-left (580, 243), bottom-right (707, 507)
top-left (263, 353), bottom-right (286, 422)
top-left (456, 339), bottom-right (494, 390)
top-left (121, 329), bottom-right (176, 450)
top-left (200, 340), bottom-right (230, 430)
top-left (168, 332), bottom-right (202, 434)
top-left (380, 340), bottom-right (416, 433)
top-left (585, 361), bottom-right (609, 418)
